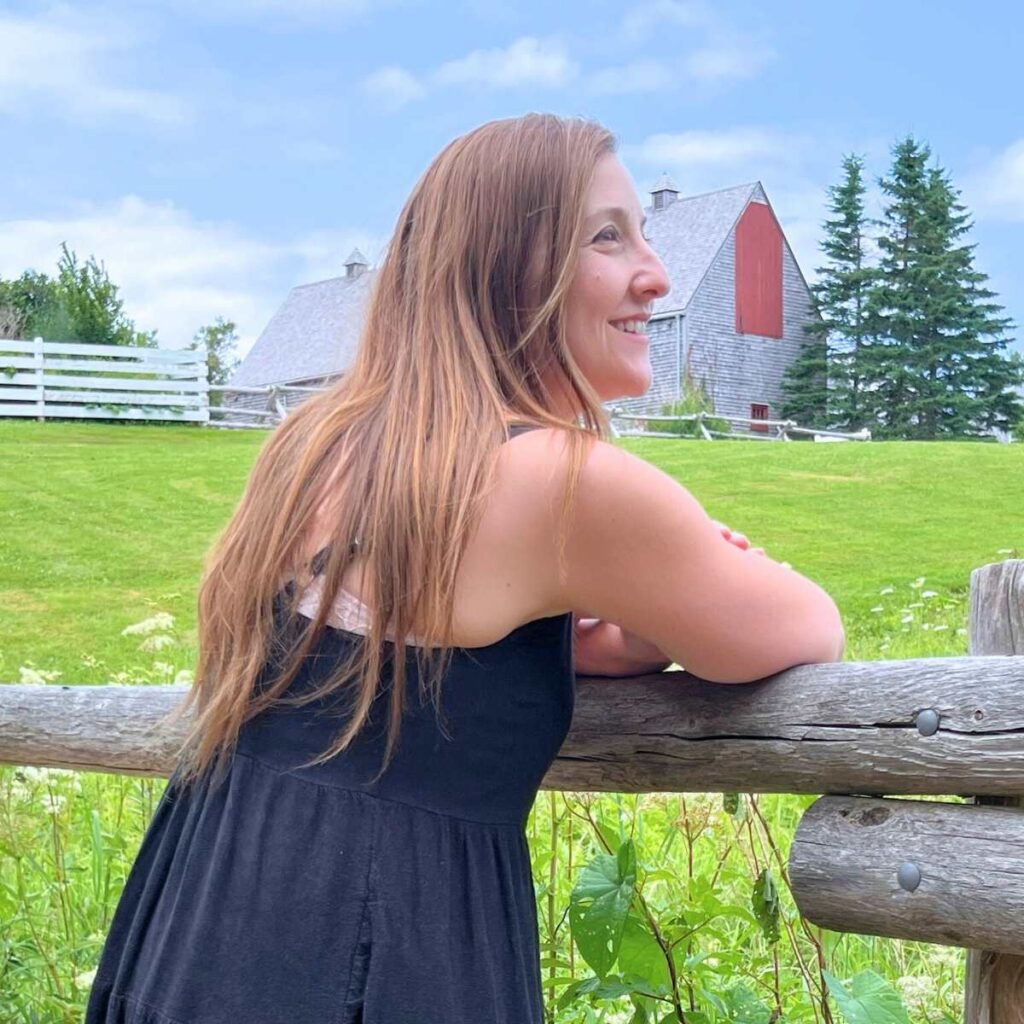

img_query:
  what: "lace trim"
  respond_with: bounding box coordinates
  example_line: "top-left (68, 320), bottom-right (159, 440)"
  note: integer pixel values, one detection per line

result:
top-left (294, 572), bottom-right (428, 646)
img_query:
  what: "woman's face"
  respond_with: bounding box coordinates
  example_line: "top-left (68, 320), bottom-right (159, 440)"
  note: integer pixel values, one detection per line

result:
top-left (561, 152), bottom-right (671, 405)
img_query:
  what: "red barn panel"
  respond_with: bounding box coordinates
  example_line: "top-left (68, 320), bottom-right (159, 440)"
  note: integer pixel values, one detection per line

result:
top-left (735, 202), bottom-right (783, 338)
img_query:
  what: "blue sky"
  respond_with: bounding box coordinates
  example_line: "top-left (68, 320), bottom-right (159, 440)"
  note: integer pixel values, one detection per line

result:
top-left (2, 0), bottom-right (1022, 359)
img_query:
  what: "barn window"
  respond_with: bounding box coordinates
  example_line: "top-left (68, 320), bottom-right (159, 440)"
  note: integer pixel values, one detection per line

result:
top-left (751, 403), bottom-right (770, 433)
top-left (735, 202), bottom-right (783, 338)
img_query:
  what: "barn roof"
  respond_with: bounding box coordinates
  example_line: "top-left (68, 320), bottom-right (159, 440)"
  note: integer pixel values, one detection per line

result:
top-left (230, 269), bottom-right (376, 387)
top-left (231, 181), bottom-right (767, 387)
top-left (645, 181), bottom-right (760, 315)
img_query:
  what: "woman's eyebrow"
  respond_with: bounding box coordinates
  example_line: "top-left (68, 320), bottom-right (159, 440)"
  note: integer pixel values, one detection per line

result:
top-left (587, 206), bottom-right (648, 228)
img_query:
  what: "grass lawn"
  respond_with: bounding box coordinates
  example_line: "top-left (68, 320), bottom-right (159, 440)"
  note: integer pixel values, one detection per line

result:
top-left (2, 420), bottom-right (1021, 1022)
top-left (2, 420), bottom-right (1021, 683)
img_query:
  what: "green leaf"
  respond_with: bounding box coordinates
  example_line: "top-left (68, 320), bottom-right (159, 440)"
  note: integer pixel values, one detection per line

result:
top-left (752, 868), bottom-right (781, 944)
top-left (569, 838), bottom-right (638, 979)
top-left (617, 914), bottom-right (671, 991)
top-left (823, 969), bottom-right (911, 1024)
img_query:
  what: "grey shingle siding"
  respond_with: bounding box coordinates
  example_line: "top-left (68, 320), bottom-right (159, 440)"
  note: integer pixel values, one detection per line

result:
top-left (229, 181), bottom-right (822, 433)
top-left (229, 273), bottom-right (374, 389)
top-left (612, 189), bottom-right (821, 431)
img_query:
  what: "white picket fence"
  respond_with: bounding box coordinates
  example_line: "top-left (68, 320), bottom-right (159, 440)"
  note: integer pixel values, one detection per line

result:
top-left (0, 337), bottom-right (209, 423)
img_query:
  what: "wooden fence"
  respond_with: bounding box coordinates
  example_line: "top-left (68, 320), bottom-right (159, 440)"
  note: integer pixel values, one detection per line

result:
top-left (2, 560), bottom-right (1022, 1021)
top-left (608, 406), bottom-right (873, 442)
top-left (0, 337), bottom-right (208, 423)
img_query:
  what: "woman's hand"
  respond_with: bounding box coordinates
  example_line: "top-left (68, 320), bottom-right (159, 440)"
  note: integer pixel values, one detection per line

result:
top-left (711, 520), bottom-right (765, 557)
top-left (573, 614), bottom-right (674, 677)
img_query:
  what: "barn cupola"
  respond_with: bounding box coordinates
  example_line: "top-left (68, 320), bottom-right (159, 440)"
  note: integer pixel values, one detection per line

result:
top-left (650, 172), bottom-right (680, 212)
top-left (344, 248), bottom-right (369, 280)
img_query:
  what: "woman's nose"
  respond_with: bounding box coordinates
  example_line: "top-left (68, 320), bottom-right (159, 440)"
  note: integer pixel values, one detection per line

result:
top-left (635, 246), bottom-right (670, 301)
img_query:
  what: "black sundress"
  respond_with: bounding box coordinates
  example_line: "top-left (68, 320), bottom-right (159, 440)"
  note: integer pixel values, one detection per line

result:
top-left (85, 423), bottom-right (575, 1024)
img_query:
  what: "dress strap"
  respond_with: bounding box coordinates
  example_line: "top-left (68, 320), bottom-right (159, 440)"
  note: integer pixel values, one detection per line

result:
top-left (505, 422), bottom-right (542, 440)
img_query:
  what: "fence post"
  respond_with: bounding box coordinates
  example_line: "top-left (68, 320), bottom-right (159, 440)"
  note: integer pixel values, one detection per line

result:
top-left (696, 410), bottom-right (712, 440)
top-left (965, 560), bottom-right (1024, 1023)
top-left (33, 336), bottom-right (44, 422)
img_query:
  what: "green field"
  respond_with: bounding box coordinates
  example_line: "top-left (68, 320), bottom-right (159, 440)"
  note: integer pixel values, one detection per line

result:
top-left (2, 421), bottom-right (1022, 1022)
top-left (2, 421), bottom-right (1021, 683)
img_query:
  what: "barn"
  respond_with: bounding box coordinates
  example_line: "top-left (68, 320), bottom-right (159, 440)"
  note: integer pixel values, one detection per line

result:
top-left (228, 178), bottom-right (820, 433)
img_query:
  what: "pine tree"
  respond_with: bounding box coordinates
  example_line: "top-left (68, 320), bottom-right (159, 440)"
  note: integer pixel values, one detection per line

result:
top-left (867, 137), bottom-right (1021, 438)
top-left (782, 154), bottom-right (874, 430)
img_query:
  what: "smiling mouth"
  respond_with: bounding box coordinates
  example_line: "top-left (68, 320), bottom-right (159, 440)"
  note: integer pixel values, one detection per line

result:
top-left (609, 319), bottom-right (649, 338)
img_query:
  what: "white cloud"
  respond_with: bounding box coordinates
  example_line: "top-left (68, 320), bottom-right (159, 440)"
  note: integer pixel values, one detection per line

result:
top-left (0, 196), bottom-right (381, 357)
top-left (626, 128), bottom-right (790, 169)
top-left (0, 7), bottom-right (188, 125)
top-left (684, 42), bottom-right (775, 84)
top-left (433, 36), bottom-right (578, 89)
top-left (585, 60), bottom-right (674, 96)
top-left (169, 0), bottom-right (411, 26)
top-left (966, 139), bottom-right (1024, 222)
top-left (360, 66), bottom-right (426, 110)
top-left (617, 1), bottom-right (774, 88)
top-left (621, 0), bottom-right (711, 44)
top-left (362, 36), bottom-right (578, 110)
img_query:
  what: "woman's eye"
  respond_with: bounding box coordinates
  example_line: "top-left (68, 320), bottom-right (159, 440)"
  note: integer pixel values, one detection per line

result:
top-left (593, 226), bottom-right (620, 243)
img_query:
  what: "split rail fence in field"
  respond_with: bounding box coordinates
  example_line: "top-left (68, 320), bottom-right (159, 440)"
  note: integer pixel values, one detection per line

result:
top-left (2, 551), bottom-right (1022, 1016)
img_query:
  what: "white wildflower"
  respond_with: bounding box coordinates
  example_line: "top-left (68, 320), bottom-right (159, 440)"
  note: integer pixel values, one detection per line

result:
top-left (174, 669), bottom-right (194, 686)
top-left (922, 590), bottom-right (938, 599)
top-left (922, 623), bottom-right (931, 630)
top-left (933, 625), bottom-right (949, 632)
top-left (896, 974), bottom-right (932, 1013)
top-left (140, 634), bottom-right (175, 652)
top-left (74, 967), bottom-right (97, 990)
top-left (908, 601), bottom-right (923, 609)
top-left (871, 605), bottom-right (884, 614)
top-left (42, 791), bottom-right (66, 815)
top-left (997, 548), bottom-right (1013, 555)
top-left (957, 628), bottom-right (968, 636)
top-left (122, 612), bottom-right (175, 637)
top-left (18, 666), bottom-right (62, 684)
top-left (910, 577), bottom-right (926, 589)
top-left (152, 661), bottom-right (175, 676)
top-left (880, 642), bottom-right (891, 651)
top-left (901, 614), bottom-right (914, 624)
top-left (880, 585), bottom-right (895, 595)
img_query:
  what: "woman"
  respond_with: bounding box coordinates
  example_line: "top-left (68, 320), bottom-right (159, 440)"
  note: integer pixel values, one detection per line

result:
top-left (86, 114), bottom-right (844, 1024)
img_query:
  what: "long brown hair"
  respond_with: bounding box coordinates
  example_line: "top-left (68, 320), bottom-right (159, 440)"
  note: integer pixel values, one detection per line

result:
top-left (167, 113), bottom-right (616, 790)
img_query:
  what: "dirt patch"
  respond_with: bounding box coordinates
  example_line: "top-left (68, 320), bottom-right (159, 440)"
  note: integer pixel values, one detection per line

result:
top-left (0, 590), bottom-right (50, 613)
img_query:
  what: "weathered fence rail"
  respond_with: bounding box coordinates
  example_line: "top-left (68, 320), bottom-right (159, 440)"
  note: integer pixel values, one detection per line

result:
top-left (0, 337), bottom-right (208, 423)
top-left (2, 560), bottom-right (1022, 1020)
top-left (608, 406), bottom-right (872, 442)
top-left (208, 383), bottom-right (325, 429)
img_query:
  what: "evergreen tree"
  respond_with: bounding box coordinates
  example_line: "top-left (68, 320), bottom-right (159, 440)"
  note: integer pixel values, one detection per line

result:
top-left (861, 137), bottom-right (931, 437)
top-left (867, 137), bottom-right (1020, 438)
top-left (914, 166), bottom-right (1019, 437)
top-left (782, 154), bottom-right (874, 429)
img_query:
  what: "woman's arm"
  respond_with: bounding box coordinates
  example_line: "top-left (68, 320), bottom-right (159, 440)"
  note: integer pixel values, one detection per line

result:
top-left (572, 522), bottom-right (771, 677)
